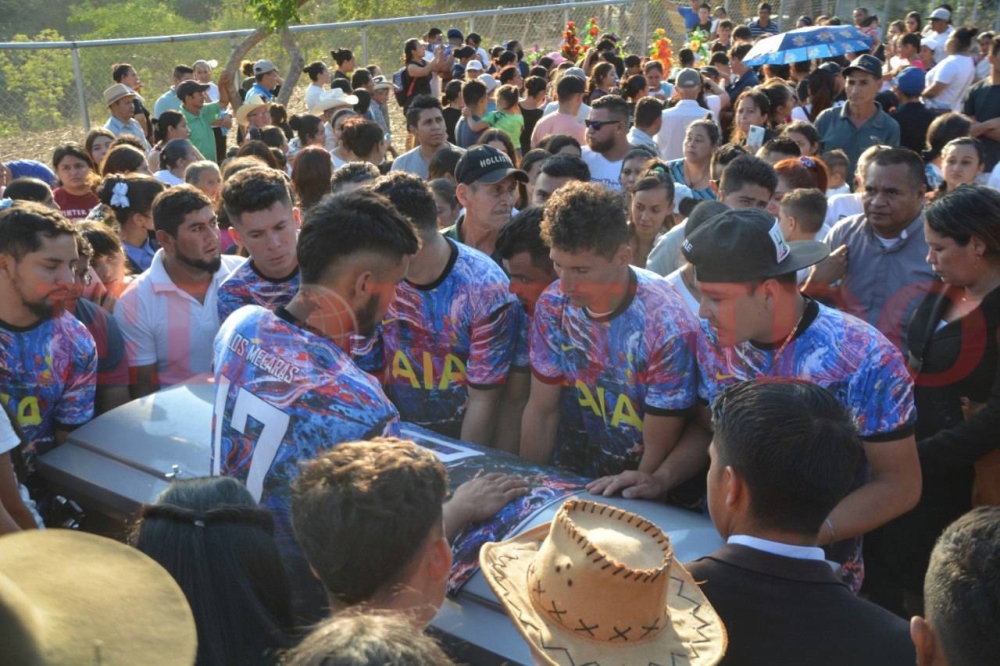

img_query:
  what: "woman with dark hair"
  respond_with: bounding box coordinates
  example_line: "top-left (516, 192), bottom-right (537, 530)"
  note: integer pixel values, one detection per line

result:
top-left (781, 120), bottom-right (821, 156)
top-left (586, 62), bottom-right (617, 105)
top-left (331, 48), bottom-right (356, 84)
top-left (236, 140), bottom-right (282, 170)
top-left (96, 174), bottom-right (166, 272)
top-left (476, 128), bottom-right (518, 166)
top-left (519, 76), bottom-right (548, 155)
top-left (101, 144), bottom-right (149, 177)
top-left (338, 117), bottom-right (388, 165)
top-left (78, 221), bottom-right (133, 304)
top-left (52, 143), bottom-right (100, 220)
top-left (4, 177), bottom-right (55, 207)
top-left (933, 137), bottom-right (985, 201)
top-left (866, 184), bottom-right (1000, 615)
top-left (291, 146), bottom-right (333, 211)
top-left (668, 119), bottom-right (720, 201)
top-left (329, 108), bottom-right (359, 168)
top-left (924, 112), bottom-right (973, 189)
top-left (147, 109), bottom-right (191, 172)
top-left (154, 139), bottom-right (203, 186)
top-left (759, 79), bottom-right (795, 127)
top-left (85, 128), bottom-right (116, 170)
top-left (905, 11), bottom-right (922, 34)
top-left (303, 61), bottom-right (331, 111)
top-left (441, 79), bottom-right (463, 145)
top-left (923, 26), bottom-right (978, 113)
top-left (628, 161), bottom-right (675, 269)
top-left (516, 147), bottom-right (552, 208)
top-left (402, 38), bottom-right (434, 111)
top-left (541, 134), bottom-right (582, 157)
top-left (288, 114), bottom-right (326, 155)
top-left (731, 88), bottom-right (772, 146)
top-left (134, 476), bottom-right (295, 666)
top-left (792, 69), bottom-right (835, 123)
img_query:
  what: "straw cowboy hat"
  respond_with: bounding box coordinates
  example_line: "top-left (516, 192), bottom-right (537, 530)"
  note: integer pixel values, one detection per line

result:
top-left (308, 88), bottom-right (359, 115)
top-left (480, 499), bottom-right (727, 666)
top-left (236, 94), bottom-right (271, 126)
top-left (0, 529), bottom-right (197, 665)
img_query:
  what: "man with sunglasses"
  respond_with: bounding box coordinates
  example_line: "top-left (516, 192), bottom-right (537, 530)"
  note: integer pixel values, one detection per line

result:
top-left (582, 95), bottom-right (632, 192)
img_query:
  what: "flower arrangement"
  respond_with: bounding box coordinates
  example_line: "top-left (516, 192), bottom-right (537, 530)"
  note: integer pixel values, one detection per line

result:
top-left (648, 28), bottom-right (674, 74)
top-left (686, 27), bottom-right (711, 66)
top-left (524, 45), bottom-right (543, 67)
top-left (582, 17), bottom-right (601, 49)
top-left (561, 20), bottom-right (583, 62)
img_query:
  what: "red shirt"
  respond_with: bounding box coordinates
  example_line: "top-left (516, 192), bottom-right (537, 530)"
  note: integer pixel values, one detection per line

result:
top-left (53, 188), bottom-right (99, 221)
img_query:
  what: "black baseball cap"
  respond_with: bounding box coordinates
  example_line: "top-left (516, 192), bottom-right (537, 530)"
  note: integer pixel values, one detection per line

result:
top-left (818, 61), bottom-right (842, 76)
top-left (176, 80), bottom-right (210, 100)
top-left (454, 45), bottom-right (476, 59)
top-left (843, 54), bottom-right (883, 78)
top-left (455, 145), bottom-right (528, 186)
top-left (682, 208), bottom-right (829, 283)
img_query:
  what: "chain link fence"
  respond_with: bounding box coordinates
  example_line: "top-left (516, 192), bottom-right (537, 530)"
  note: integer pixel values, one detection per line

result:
top-left (2, 0), bottom-right (996, 163)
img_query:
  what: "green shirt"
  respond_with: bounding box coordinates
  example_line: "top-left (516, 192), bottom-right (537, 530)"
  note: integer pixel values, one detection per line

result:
top-left (181, 102), bottom-right (221, 163)
top-left (814, 102), bottom-right (900, 175)
top-left (484, 110), bottom-right (525, 146)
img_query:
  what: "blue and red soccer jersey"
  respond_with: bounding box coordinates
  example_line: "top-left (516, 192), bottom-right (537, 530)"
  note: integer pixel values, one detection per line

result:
top-left (695, 298), bottom-right (916, 592)
top-left (529, 268), bottom-right (699, 477)
top-left (216, 259), bottom-right (300, 322)
top-left (0, 313), bottom-right (97, 466)
top-left (212, 305), bottom-right (401, 558)
top-left (354, 240), bottom-right (518, 438)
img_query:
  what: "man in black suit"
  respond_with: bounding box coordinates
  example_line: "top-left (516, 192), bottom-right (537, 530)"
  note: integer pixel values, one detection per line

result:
top-left (686, 379), bottom-right (915, 666)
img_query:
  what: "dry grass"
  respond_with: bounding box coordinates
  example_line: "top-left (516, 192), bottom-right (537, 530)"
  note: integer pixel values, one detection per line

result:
top-left (1, 86), bottom-right (412, 165)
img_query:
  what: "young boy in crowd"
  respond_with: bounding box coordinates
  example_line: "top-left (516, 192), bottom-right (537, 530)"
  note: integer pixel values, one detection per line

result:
top-left (456, 79), bottom-right (487, 148)
top-left (822, 149), bottom-right (851, 196)
top-left (779, 187), bottom-right (828, 242)
top-left (465, 84), bottom-right (524, 146)
top-left (627, 97), bottom-right (663, 152)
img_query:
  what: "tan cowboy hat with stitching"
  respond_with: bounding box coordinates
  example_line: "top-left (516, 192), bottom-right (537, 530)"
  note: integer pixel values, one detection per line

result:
top-left (236, 94), bottom-right (271, 126)
top-left (0, 529), bottom-right (198, 665)
top-left (480, 499), bottom-right (727, 666)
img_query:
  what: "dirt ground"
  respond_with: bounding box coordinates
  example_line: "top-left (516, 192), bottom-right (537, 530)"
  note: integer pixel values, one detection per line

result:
top-left (0, 88), bottom-right (411, 166)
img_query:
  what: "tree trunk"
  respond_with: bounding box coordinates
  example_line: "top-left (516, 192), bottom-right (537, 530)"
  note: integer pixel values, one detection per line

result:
top-left (278, 27), bottom-right (304, 108)
top-left (219, 25), bottom-right (272, 113)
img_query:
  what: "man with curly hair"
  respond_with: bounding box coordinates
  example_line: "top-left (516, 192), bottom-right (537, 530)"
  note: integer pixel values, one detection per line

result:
top-left (520, 181), bottom-right (699, 480)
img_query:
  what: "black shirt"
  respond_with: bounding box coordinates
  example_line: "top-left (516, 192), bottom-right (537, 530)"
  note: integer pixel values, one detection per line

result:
top-left (891, 102), bottom-right (938, 155)
top-left (519, 105), bottom-right (544, 154)
top-left (964, 79), bottom-right (1000, 170)
top-left (442, 106), bottom-right (462, 145)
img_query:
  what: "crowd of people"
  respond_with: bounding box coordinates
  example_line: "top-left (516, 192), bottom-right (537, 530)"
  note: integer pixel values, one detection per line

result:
top-left (2, 2), bottom-right (1000, 664)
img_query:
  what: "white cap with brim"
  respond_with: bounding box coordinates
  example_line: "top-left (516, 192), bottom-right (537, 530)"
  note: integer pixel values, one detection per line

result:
top-left (309, 88), bottom-right (359, 114)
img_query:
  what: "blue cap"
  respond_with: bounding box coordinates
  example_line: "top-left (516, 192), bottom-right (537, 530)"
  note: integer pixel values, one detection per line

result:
top-left (447, 28), bottom-right (464, 41)
top-left (893, 67), bottom-right (925, 96)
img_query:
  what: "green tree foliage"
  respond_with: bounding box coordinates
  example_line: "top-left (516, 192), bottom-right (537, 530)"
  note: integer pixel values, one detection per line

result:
top-left (0, 29), bottom-right (75, 133)
top-left (68, 0), bottom-right (201, 39)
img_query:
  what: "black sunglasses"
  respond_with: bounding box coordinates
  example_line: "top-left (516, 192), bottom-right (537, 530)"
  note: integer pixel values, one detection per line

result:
top-left (584, 119), bottom-right (621, 131)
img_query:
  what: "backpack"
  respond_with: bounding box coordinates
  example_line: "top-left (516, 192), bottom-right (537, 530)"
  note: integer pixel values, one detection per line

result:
top-left (393, 66), bottom-right (416, 107)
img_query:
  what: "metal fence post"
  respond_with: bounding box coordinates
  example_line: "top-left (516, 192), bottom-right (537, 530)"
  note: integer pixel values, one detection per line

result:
top-left (469, 16), bottom-right (475, 33)
top-left (362, 26), bottom-right (369, 65)
top-left (71, 46), bottom-right (90, 132)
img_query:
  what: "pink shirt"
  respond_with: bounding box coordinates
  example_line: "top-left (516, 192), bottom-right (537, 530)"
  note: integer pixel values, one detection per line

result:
top-left (530, 111), bottom-right (587, 148)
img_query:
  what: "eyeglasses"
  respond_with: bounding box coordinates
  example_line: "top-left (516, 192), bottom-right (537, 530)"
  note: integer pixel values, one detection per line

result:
top-left (584, 119), bottom-right (621, 131)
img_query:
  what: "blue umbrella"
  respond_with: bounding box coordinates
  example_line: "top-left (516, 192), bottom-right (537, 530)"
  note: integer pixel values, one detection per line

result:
top-left (743, 26), bottom-right (875, 66)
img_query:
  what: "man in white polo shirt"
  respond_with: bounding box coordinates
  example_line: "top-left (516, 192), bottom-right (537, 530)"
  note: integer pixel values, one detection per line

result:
top-left (114, 186), bottom-right (241, 397)
top-left (656, 68), bottom-right (710, 161)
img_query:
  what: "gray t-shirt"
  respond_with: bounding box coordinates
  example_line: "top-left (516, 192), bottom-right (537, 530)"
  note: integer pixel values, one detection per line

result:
top-left (646, 223), bottom-right (686, 277)
top-left (389, 143), bottom-right (463, 180)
